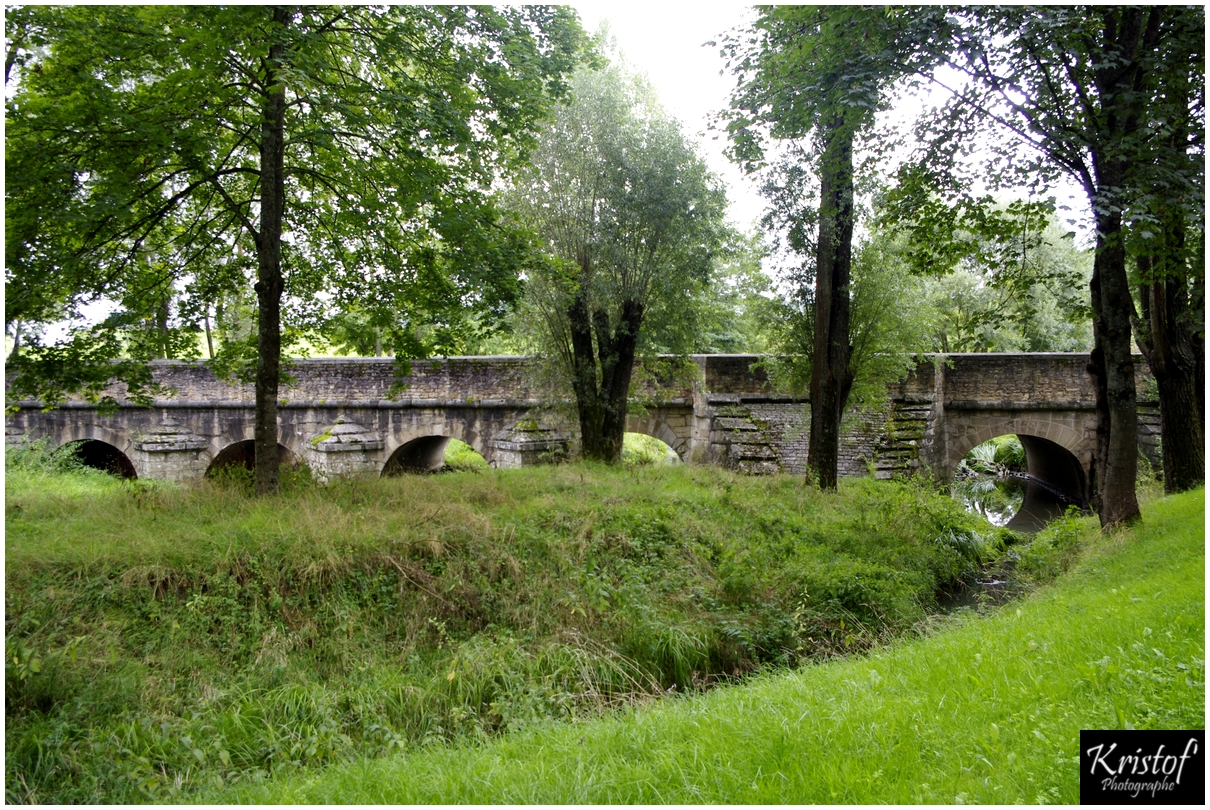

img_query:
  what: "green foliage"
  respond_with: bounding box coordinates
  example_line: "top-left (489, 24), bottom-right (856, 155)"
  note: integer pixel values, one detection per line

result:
top-left (761, 226), bottom-right (934, 410)
top-left (1013, 509), bottom-right (1087, 583)
top-left (6, 462), bottom-right (994, 802)
top-left (507, 53), bottom-right (730, 356)
top-left (502, 44), bottom-right (731, 461)
top-left (620, 433), bottom-right (678, 467)
top-left (207, 490), bottom-right (1204, 804)
top-left (5, 5), bottom-right (590, 405)
top-left (881, 190), bottom-right (1095, 352)
top-left (719, 6), bottom-right (949, 172)
top-left (657, 230), bottom-right (781, 355)
top-left (444, 439), bottom-right (489, 473)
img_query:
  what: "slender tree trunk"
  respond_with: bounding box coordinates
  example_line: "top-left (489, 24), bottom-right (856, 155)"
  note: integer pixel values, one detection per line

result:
top-left (204, 308), bottom-right (214, 359)
top-left (1087, 204), bottom-right (1141, 527)
top-left (253, 7), bottom-right (289, 496)
top-left (155, 293), bottom-right (170, 359)
top-left (807, 116), bottom-right (855, 490)
top-left (568, 286), bottom-right (607, 460)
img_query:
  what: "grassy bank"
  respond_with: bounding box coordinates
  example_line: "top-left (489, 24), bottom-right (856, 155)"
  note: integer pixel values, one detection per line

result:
top-left (206, 488), bottom-right (1205, 804)
top-left (6, 449), bottom-right (999, 803)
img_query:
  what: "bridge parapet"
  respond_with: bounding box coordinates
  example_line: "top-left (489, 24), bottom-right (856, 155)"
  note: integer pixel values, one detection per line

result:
top-left (6, 353), bottom-right (1158, 487)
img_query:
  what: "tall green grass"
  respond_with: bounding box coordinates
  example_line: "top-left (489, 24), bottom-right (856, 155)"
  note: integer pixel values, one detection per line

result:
top-left (206, 488), bottom-right (1205, 804)
top-left (5, 445), bottom-right (1001, 803)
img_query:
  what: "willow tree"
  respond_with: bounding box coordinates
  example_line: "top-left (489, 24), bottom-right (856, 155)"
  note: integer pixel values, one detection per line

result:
top-left (720, 6), bottom-right (947, 489)
top-left (5, 5), bottom-right (587, 493)
top-left (506, 60), bottom-right (729, 462)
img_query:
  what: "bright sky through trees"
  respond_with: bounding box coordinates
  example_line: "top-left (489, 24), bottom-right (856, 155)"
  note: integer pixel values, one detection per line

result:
top-left (569, 2), bottom-right (1093, 243)
top-left (569, 2), bottom-right (766, 228)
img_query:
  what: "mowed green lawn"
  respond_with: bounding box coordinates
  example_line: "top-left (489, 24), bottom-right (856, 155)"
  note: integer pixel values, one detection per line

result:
top-left (206, 489), bottom-right (1204, 804)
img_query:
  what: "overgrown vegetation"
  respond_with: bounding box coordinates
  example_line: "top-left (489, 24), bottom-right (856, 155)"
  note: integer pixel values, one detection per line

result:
top-left (208, 488), bottom-right (1205, 804)
top-left (6, 447), bottom-right (1002, 803)
top-left (621, 433), bottom-right (679, 467)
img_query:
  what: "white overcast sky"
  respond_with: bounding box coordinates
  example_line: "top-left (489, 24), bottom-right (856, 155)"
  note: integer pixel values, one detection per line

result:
top-left (566, 2), bottom-right (1094, 244)
top-left (568, 2), bottom-right (767, 229)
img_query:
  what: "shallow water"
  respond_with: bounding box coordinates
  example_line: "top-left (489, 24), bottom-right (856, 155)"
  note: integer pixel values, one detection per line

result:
top-left (951, 473), bottom-right (1026, 527)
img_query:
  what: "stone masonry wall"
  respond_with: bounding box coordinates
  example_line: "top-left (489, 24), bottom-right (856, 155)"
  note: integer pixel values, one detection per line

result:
top-left (6, 353), bottom-right (1163, 482)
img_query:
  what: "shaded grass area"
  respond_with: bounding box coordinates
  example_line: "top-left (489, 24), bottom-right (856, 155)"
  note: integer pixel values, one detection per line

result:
top-left (5, 446), bottom-right (1000, 803)
top-left (207, 488), bottom-right (1205, 804)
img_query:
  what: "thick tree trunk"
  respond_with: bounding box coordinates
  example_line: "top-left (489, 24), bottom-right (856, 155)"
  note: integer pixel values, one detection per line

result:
top-left (1087, 206), bottom-right (1141, 527)
top-left (1193, 244), bottom-right (1205, 426)
top-left (598, 298), bottom-right (643, 463)
top-left (1081, 7), bottom-right (1159, 527)
top-left (253, 8), bottom-right (289, 496)
top-left (1136, 240), bottom-right (1204, 494)
top-left (807, 117), bottom-right (855, 490)
top-left (566, 285), bottom-right (643, 464)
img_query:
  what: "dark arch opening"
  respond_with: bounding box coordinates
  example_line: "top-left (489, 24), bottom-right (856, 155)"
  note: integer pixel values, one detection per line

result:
top-left (1013, 434), bottom-right (1088, 532)
top-left (382, 436), bottom-right (450, 475)
top-left (57, 439), bottom-right (137, 479)
top-left (206, 440), bottom-right (296, 477)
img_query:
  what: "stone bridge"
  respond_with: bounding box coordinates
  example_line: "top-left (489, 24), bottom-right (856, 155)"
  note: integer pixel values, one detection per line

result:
top-left (6, 354), bottom-right (1158, 522)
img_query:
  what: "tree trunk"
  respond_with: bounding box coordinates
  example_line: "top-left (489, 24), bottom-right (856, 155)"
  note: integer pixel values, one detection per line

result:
top-left (568, 286), bottom-right (607, 460)
top-left (1087, 206), bottom-right (1140, 527)
top-left (1135, 235), bottom-right (1204, 494)
top-left (155, 293), bottom-right (170, 360)
top-left (253, 8), bottom-right (289, 496)
top-left (203, 308), bottom-right (214, 359)
top-left (1081, 7), bottom-right (1159, 527)
top-left (1193, 242), bottom-right (1205, 427)
top-left (566, 283), bottom-right (643, 464)
top-left (598, 298), bottom-right (644, 463)
top-left (807, 116), bottom-right (855, 490)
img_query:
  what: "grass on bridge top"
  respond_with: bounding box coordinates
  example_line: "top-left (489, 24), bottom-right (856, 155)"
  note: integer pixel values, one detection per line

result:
top-left (206, 488), bottom-right (1204, 804)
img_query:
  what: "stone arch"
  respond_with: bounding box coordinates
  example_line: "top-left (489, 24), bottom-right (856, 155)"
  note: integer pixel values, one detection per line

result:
top-left (206, 439), bottom-right (300, 477)
top-left (57, 438), bottom-right (139, 479)
top-left (625, 414), bottom-right (689, 461)
top-left (380, 419), bottom-right (495, 476)
top-left (382, 435), bottom-right (451, 475)
top-left (47, 422), bottom-right (135, 458)
top-left (947, 413), bottom-right (1092, 479)
top-left (948, 413), bottom-right (1093, 529)
top-left (43, 424), bottom-right (142, 478)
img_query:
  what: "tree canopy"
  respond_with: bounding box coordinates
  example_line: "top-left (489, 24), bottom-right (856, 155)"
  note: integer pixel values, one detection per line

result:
top-left (5, 4), bottom-right (589, 492)
top-left (720, 5), bottom-right (947, 489)
top-left (505, 54), bottom-right (730, 462)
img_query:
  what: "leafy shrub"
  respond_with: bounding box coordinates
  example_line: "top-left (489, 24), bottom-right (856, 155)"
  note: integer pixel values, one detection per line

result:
top-left (621, 433), bottom-right (678, 466)
top-left (1013, 508), bottom-right (1087, 583)
top-left (444, 439), bottom-right (489, 472)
